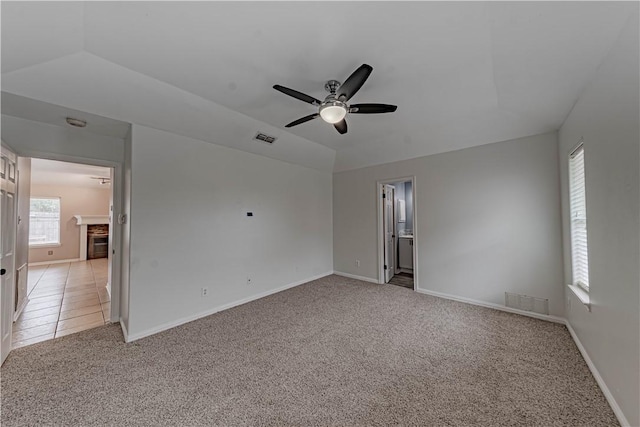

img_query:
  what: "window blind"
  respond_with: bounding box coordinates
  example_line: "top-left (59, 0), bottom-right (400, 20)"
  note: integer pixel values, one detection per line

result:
top-left (569, 145), bottom-right (589, 290)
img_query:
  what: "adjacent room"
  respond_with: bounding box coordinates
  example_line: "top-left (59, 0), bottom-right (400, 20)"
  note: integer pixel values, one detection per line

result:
top-left (0, 2), bottom-right (638, 426)
top-left (11, 159), bottom-right (112, 348)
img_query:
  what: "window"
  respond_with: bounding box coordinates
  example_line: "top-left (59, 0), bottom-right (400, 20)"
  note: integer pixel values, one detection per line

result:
top-left (569, 144), bottom-right (589, 291)
top-left (29, 197), bottom-right (61, 246)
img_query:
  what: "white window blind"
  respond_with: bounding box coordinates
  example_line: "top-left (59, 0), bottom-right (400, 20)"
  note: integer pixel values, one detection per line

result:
top-left (569, 145), bottom-right (589, 290)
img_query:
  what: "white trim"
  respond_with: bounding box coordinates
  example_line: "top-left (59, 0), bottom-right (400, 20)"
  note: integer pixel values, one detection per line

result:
top-left (73, 215), bottom-right (110, 225)
top-left (119, 319), bottom-right (129, 342)
top-left (333, 271), bottom-right (380, 284)
top-left (565, 322), bottom-right (630, 427)
top-left (415, 288), bottom-right (565, 324)
top-left (413, 286), bottom-right (628, 425)
top-left (29, 243), bottom-right (62, 248)
top-left (376, 176), bottom-right (418, 289)
top-left (125, 272), bottom-right (334, 342)
top-left (28, 258), bottom-right (81, 267)
top-left (567, 284), bottom-right (591, 311)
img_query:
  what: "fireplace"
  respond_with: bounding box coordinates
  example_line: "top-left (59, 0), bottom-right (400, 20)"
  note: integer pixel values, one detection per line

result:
top-left (87, 224), bottom-right (109, 259)
top-left (74, 215), bottom-right (110, 261)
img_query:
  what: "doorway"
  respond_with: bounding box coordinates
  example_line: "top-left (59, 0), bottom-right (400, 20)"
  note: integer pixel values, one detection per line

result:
top-left (11, 157), bottom-right (115, 349)
top-left (378, 177), bottom-right (417, 290)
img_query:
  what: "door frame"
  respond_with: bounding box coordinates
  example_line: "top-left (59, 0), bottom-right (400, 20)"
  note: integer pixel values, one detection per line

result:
top-left (1, 140), bottom-right (18, 365)
top-left (15, 148), bottom-right (123, 323)
top-left (383, 184), bottom-right (396, 283)
top-left (376, 176), bottom-right (418, 290)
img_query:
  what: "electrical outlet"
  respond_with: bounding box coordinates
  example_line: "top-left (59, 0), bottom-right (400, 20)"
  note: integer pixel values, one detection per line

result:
top-left (48, 250), bottom-right (53, 256)
top-left (201, 287), bottom-right (209, 297)
top-left (247, 275), bottom-right (252, 285)
top-left (355, 260), bottom-right (360, 267)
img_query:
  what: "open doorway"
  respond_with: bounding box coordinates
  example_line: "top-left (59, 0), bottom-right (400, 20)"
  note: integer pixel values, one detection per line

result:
top-left (378, 177), bottom-right (416, 290)
top-left (12, 158), bottom-right (114, 348)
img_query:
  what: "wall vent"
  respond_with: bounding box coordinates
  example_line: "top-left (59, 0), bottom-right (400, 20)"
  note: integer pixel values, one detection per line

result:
top-left (254, 132), bottom-right (277, 144)
top-left (505, 292), bottom-right (549, 315)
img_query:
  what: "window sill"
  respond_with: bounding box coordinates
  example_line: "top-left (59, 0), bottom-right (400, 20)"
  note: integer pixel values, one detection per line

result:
top-left (568, 284), bottom-right (591, 312)
top-left (29, 243), bottom-right (62, 249)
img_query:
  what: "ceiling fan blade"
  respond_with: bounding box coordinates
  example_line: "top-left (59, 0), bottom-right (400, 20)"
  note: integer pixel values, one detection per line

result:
top-left (334, 119), bottom-right (347, 134)
top-left (337, 64), bottom-right (373, 101)
top-left (273, 85), bottom-right (321, 106)
top-left (349, 103), bottom-right (398, 114)
top-left (285, 113), bottom-right (319, 128)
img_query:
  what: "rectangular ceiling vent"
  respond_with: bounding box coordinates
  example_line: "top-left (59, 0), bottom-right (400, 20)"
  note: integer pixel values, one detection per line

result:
top-left (254, 132), bottom-right (277, 144)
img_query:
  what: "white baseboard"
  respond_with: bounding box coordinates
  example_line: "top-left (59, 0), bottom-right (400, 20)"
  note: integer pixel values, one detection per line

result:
top-left (28, 258), bottom-right (81, 267)
top-left (564, 322), bottom-right (630, 427)
top-left (414, 288), bottom-right (565, 324)
top-left (125, 271), bottom-right (334, 343)
top-left (333, 271), bottom-right (380, 284)
top-left (414, 287), bottom-right (629, 425)
top-left (119, 319), bottom-right (129, 342)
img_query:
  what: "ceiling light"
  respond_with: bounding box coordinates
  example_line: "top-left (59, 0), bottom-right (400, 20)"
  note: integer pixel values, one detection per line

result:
top-left (319, 101), bottom-right (347, 124)
top-left (66, 117), bottom-right (87, 128)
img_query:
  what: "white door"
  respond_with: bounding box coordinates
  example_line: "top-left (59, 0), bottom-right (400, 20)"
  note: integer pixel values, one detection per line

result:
top-left (383, 184), bottom-right (395, 283)
top-left (1, 142), bottom-right (17, 365)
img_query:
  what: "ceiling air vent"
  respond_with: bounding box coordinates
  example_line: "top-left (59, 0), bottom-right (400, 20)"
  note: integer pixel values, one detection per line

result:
top-left (254, 132), bottom-right (277, 144)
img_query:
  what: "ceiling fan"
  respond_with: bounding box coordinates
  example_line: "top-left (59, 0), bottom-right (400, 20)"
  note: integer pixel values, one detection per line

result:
top-left (273, 64), bottom-right (397, 135)
top-left (90, 176), bottom-right (111, 185)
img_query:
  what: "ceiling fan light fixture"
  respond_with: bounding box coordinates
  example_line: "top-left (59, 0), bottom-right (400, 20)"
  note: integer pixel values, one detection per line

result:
top-left (319, 101), bottom-right (347, 124)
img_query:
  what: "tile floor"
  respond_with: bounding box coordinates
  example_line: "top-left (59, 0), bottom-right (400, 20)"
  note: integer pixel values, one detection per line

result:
top-left (12, 259), bottom-right (111, 349)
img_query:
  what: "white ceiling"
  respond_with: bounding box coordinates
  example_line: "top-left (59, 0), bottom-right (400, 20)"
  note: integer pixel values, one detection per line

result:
top-left (31, 158), bottom-right (111, 189)
top-left (1, 2), bottom-right (636, 172)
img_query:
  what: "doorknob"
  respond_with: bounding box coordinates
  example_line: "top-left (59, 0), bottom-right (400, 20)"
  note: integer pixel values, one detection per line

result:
top-left (0, 269), bottom-right (6, 276)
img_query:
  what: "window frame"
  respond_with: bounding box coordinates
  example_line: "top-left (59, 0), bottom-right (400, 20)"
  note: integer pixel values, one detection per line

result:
top-left (568, 141), bottom-right (589, 293)
top-left (29, 196), bottom-right (62, 248)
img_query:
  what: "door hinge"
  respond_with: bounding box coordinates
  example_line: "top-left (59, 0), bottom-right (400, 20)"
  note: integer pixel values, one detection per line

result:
top-left (382, 193), bottom-right (386, 199)
top-left (384, 265), bottom-right (388, 270)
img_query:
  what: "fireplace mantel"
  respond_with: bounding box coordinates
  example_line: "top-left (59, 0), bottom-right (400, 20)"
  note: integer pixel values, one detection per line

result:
top-left (74, 215), bottom-right (110, 260)
top-left (74, 215), bottom-right (110, 225)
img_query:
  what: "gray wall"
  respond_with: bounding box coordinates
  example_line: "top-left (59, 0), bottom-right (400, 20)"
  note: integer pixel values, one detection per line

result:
top-left (558, 12), bottom-right (639, 426)
top-left (126, 125), bottom-right (333, 339)
top-left (405, 181), bottom-right (413, 229)
top-left (333, 132), bottom-right (565, 316)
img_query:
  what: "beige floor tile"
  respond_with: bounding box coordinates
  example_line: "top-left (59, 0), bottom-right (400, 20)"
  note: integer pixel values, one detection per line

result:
top-left (35, 278), bottom-right (67, 286)
top-left (12, 323), bottom-right (57, 341)
top-left (61, 298), bottom-right (102, 312)
top-left (64, 288), bottom-right (98, 298)
top-left (12, 333), bottom-right (55, 349)
top-left (66, 277), bottom-right (94, 286)
top-left (59, 304), bottom-right (102, 320)
top-left (14, 313), bottom-right (59, 331)
top-left (98, 289), bottom-right (110, 303)
top-left (23, 299), bottom-right (62, 312)
top-left (29, 291), bottom-right (63, 304)
top-left (29, 291), bottom-right (64, 301)
top-left (55, 320), bottom-right (105, 338)
top-left (101, 302), bottom-right (111, 321)
top-left (63, 293), bottom-right (100, 304)
top-left (18, 305), bottom-right (61, 320)
top-left (65, 282), bottom-right (97, 291)
top-left (57, 312), bottom-right (104, 332)
top-left (32, 284), bottom-right (66, 294)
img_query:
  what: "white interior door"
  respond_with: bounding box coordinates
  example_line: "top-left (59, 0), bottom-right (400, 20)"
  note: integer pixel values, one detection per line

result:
top-left (1, 142), bottom-right (18, 365)
top-left (383, 184), bottom-right (395, 283)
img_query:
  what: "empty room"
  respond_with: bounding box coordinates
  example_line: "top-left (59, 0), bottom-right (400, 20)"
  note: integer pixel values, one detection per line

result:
top-left (1, 2), bottom-right (638, 426)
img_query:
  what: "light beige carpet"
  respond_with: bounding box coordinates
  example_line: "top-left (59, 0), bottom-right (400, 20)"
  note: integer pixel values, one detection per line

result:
top-left (1, 275), bottom-right (618, 426)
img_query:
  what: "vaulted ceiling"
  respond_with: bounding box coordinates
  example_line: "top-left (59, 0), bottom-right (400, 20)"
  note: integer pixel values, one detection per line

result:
top-left (1, 2), bottom-right (635, 172)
